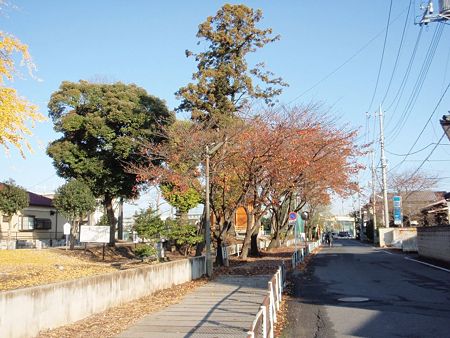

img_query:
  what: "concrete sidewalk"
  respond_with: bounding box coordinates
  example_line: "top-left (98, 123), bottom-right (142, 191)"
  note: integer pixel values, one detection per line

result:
top-left (116, 275), bottom-right (270, 338)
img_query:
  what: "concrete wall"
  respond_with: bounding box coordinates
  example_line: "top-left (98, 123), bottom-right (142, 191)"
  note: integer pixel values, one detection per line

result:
top-left (379, 227), bottom-right (418, 252)
top-left (417, 226), bottom-right (450, 263)
top-left (0, 256), bottom-right (205, 338)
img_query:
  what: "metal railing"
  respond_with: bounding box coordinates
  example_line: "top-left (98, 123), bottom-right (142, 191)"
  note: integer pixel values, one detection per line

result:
top-left (247, 264), bottom-right (285, 338)
top-left (247, 239), bottom-right (321, 338)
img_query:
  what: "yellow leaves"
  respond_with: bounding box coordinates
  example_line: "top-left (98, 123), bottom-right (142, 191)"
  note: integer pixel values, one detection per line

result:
top-left (0, 31), bottom-right (45, 156)
top-left (0, 249), bottom-right (115, 291)
top-left (0, 31), bottom-right (34, 84)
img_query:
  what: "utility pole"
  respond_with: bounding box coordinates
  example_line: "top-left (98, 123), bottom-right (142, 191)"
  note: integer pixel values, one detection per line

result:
top-left (379, 105), bottom-right (390, 228)
top-left (204, 140), bottom-right (226, 278)
top-left (371, 150), bottom-right (377, 241)
top-left (205, 145), bottom-right (212, 277)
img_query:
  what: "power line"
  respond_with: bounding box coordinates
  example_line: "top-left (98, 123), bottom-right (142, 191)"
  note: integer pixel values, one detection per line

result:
top-left (385, 142), bottom-right (444, 156)
top-left (366, 0), bottom-right (393, 113)
top-left (388, 78), bottom-right (450, 173)
top-left (285, 6), bottom-right (409, 106)
top-left (381, 0), bottom-right (413, 106)
top-left (387, 23), bottom-right (444, 142)
top-left (407, 132), bottom-right (447, 178)
top-left (385, 26), bottom-right (423, 114)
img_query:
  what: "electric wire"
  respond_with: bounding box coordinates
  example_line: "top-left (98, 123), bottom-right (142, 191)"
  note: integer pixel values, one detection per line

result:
top-left (387, 79), bottom-right (450, 173)
top-left (407, 132), bottom-right (447, 178)
top-left (284, 6), bottom-right (409, 107)
top-left (387, 23), bottom-right (444, 142)
top-left (388, 24), bottom-right (442, 139)
top-left (385, 26), bottom-right (423, 114)
top-left (385, 142), bottom-right (445, 156)
top-left (367, 0), bottom-right (393, 114)
top-left (381, 0), bottom-right (412, 106)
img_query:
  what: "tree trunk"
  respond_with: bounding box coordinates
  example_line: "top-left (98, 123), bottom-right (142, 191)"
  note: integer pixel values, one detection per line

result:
top-left (250, 218), bottom-right (261, 257)
top-left (195, 210), bottom-right (206, 256)
top-left (241, 209), bottom-right (254, 259)
top-left (105, 196), bottom-right (116, 246)
top-left (268, 231), bottom-right (281, 248)
top-left (69, 219), bottom-right (77, 250)
top-left (117, 197), bottom-right (123, 240)
top-left (215, 235), bottom-right (223, 266)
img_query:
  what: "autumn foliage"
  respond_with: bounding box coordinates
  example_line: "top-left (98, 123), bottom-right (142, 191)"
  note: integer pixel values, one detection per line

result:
top-left (131, 105), bottom-right (363, 258)
top-left (0, 32), bottom-right (45, 156)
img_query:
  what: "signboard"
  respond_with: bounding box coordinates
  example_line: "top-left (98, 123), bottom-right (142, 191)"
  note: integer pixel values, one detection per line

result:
top-left (80, 225), bottom-right (110, 243)
top-left (235, 207), bottom-right (248, 232)
top-left (393, 196), bottom-right (402, 225)
top-left (63, 223), bottom-right (71, 235)
top-left (288, 212), bottom-right (297, 222)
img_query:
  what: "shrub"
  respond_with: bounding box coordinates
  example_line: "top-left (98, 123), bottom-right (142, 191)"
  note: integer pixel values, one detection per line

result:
top-left (134, 244), bottom-right (156, 258)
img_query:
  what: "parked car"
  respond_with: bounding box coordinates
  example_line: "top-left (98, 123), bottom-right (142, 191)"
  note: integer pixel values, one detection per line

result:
top-left (338, 231), bottom-right (351, 239)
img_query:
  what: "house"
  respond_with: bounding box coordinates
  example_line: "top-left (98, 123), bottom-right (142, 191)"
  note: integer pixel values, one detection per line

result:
top-left (388, 191), bottom-right (447, 226)
top-left (0, 189), bottom-right (69, 249)
top-left (420, 192), bottom-right (450, 226)
top-left (360, 191), bottom-right (446, 228)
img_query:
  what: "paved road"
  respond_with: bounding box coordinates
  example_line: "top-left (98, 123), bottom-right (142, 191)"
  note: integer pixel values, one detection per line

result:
top-left (117, 275), bottom-right (270, 338)
top-left (283, 240), bottom-right (450, 338)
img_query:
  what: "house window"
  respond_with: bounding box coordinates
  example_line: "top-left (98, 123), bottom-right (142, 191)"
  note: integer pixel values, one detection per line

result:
top-left (35, 218), bottom-right (52, 230)
top-left (21, 216), bottom-right (35, 230)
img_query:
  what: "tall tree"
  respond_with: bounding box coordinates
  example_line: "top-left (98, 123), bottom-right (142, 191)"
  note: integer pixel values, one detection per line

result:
top-left (0, 31), bottom-right (45, 156)
top-left (47, 81), bottom-right (173, 245)
top-left (176, 4), bottom-right (287, 128)
top-left (53, 180), bottom-right (96, 250)
top-left (0, 179), bottom-right (29, 249)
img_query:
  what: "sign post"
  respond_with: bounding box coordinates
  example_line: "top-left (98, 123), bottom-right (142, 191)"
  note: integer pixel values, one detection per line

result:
top-left (288, 212), bottom-right (298, 262)
top-left (80, 225), bottom-right (110, 260)
top-left (393, 196), bottom-right (402, 226)
top-left (63, 222), bottom-right (71, 250)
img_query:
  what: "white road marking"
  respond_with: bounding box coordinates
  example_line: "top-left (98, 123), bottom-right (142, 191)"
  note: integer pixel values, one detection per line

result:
top-left (404, 256), bottom-right (450, 273)
top-left (373, 248), bottom-right (394, 254)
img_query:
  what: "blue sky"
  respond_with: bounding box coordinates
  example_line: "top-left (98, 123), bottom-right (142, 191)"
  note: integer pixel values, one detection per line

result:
top-left (1, 0), bottom-right (449, 217)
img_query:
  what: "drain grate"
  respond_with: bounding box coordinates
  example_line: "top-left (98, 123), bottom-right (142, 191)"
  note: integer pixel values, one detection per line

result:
top-left (337, 297), bottom-right (370, 302)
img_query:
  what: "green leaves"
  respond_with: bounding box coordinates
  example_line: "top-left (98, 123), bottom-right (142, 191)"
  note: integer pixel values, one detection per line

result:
top-left (0, 179), bottom-right (29, 217)
top-left (160, 182), bottom-right (202, 214)
top-left (47, 81), bottom-right (173, 201)
top-left (53, 180), bottom-right (96, 221)
top-left (176, 4), bottom-right (287, 128)
top-left (133, 208), bottom-right (167, 241)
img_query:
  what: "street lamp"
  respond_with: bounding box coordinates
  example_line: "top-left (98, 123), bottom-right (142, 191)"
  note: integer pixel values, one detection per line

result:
top-left (440, 114), bottom-right (450, 141)
top-left (204, 141), bottom-right (225, 277)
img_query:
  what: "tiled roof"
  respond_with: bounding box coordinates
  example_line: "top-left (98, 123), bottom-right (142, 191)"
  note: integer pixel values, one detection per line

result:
top-left (0, 183), bottom-right (54, 208)
top-left (28, 191), bottom-right (54, 207)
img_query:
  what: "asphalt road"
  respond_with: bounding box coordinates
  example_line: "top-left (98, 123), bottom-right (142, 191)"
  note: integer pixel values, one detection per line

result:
top-left (283, 240), bottom-right (450, 338)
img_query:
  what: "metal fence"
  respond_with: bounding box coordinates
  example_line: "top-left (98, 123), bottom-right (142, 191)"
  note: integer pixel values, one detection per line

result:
top-left (246, 239), bottom-right (321, 338)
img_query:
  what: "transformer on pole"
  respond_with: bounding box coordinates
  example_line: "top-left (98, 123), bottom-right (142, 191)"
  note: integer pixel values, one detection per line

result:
top-left (418, 0), bottom-right (450, 25)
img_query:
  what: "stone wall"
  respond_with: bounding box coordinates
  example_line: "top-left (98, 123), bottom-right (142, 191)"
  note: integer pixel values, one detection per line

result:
top-left (417, 226), bottom-right (450, 263)
top-left (0, 256), bottom-right (205, 338)
top-left (379, 227), bottom-right (418, 252)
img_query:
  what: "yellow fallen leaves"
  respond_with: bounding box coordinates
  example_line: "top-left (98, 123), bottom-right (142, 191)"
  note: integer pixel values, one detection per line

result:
top-left (0, 249), bottom-right (115, 291)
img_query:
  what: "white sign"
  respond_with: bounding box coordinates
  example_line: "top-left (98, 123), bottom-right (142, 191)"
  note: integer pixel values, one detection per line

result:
top-left (63, 222), bottom-right (71, 235)
top-left (80, 225), bottom-right (110, 243)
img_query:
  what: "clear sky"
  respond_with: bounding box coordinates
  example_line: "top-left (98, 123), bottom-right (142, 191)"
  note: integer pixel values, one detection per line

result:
top-left (1, 0), bottom-right (449, 217)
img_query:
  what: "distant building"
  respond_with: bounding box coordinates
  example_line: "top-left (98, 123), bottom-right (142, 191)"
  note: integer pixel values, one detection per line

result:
top-left (0, 188), bottom-right (69, 249)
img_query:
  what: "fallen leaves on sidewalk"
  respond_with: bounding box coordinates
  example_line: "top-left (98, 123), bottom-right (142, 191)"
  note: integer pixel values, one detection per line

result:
top-left (37, 278), bottom-right (209, 338)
